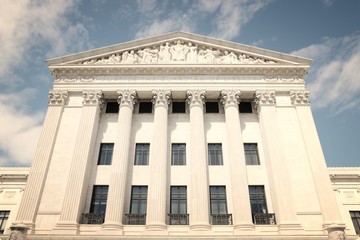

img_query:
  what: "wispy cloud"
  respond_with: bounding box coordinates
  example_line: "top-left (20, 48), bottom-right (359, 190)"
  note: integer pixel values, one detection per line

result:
top-left (0, 89), bottom-right (44, 166)
top-left (321, 0), bottom-right (334, 7)
top-left (125, 0), bottom-right (272, 40)
top-left (292, 33), bottom-right (360, 113)
top-left (0, 0), bottom-right (92, 86)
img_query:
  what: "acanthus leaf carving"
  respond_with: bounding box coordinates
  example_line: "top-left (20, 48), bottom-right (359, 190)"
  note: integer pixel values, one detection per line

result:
top-left (290, 90), bottom-right (310, 106)
top-left (186, 90), bottom-right (206, 108)
top-left (48, 90), bottom-right (68, 106)
top-left (117, 90), bottom-right (138, 110)
top-left (220, 90), bottom-right (241, 108)
top-left (152, 90), bottom-right (172, 108)
top-left (253, 90), bottom-right (276, 108)
top-left (82, 90), bottom-right (104, 108)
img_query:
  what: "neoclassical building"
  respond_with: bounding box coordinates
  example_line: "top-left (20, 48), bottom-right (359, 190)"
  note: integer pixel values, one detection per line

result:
top-left (8, 32), bottom-right (358, 239)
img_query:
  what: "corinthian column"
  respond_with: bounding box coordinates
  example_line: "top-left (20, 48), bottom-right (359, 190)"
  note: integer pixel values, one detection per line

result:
top-left (14, 90), bottom-right (68, 233)
top-left (55, 90), bottom-right (104, 234)
top-left (146, 90), bottom-right (171, 231)
top-left (290, 90), bottom-right (346, 239)
top-left (186, 90), bottom-right (210, 231)
top-left (220, 90), bottom-right (254, 231)
top-left (254, 90), bottom-right (302, 232)
top-left (102, 90), bottom-right (137, 232)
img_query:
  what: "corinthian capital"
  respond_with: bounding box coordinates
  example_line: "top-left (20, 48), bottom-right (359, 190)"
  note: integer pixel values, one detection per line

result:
top-left (82, 90), bottom-right (104, 108)
top-left (253, 90), bottom-right (276, 108)
top-left (220, 90), bottom-right (241, 108)
top-left (48, 90), bottom-right (68, 106)
top-left (186, 90), bottom-right (206, 108)
top-left (290, 90), bottom-right (310, 106)
top-left (152, 90), bottom-right (171, 108)
top-left (118, 90), bottom-right (137, 110)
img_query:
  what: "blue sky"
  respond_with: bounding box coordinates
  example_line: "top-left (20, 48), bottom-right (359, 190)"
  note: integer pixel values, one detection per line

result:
top-left (0, 0), bottom-right (359, 167)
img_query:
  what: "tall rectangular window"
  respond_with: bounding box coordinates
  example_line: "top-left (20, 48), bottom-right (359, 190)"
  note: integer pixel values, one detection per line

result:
top-left (171, 143), bottom-right (186, 165)
top-left (350, 211), bottom-right (360, 235)
top-left (206, 102), bottom-right (219, 113)
top-left (170, 186), bottom-right (187, 214)
top-left (90, 185), bottom-right (108, 215)
top-left (98, 143), bottom-right (114, 165)
top-left (134, 143), bottom-right (149, 165)
top-left (130, 186), bottom-right (148, 214)
top-left (210, 186), bottom-right (227, 214)
top-left (239, 102), bottom-right (252, 113)
top-left (0, 211), bottom-right (9, 234)
top-left (105, 102), bottom-right (119, 113)
top-left (249, 186), bottom-right (268, 214)
top-left (244, 143), bottom-right (260, 165)
top-left (208, 143), bottom-right (223, 165)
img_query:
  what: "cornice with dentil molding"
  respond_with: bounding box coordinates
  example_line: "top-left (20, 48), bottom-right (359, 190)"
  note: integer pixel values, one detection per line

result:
top-left (290, 90), bottom-right (310, 106)
top-left (48, 90), bottom-right (68, 106)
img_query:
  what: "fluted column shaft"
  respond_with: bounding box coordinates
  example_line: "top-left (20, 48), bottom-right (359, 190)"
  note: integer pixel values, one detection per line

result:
top-left (187, 90), bottom-right (210, 231)
top-left (14, 90), bottom-right (68, 233)
top-left (102, 90), bottom-right (137, 231)
top-left (220, 90), bottom-right (254, 230)
top-left (55, 90), bottom-right (103, 234)
top-left (146, 90), bottom-right (171, 231)
top-left (290, 90), bottom-right (345, 235)
top-left (254, 90), bottom-right (302, 231)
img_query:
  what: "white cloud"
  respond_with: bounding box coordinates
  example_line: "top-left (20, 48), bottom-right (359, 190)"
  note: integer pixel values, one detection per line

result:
top-left (292, 33), bottom-right (360, 112)
top-left (131, 0), bottom-right (271, 40)
top-left (321, 0), bottom-right (334, 7)
top-left (0, 0), bottom-right (92, 85)
top-left (0, 89), bottom-right (44, 166)
top-left (136, 0), bottom-right (157, 13)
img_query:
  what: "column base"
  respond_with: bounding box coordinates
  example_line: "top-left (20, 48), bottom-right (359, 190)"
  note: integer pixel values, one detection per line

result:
top-left (53, 222), bottom-right (79, 235)
top-left (325, 223), bottom-right (347, 240)
top-left (145, 223), bottom-right (167, 231)
top-left (99, 222), bottom-right (123, 235)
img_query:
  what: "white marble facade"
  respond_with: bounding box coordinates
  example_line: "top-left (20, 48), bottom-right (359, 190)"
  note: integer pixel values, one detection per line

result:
top-left (8, 32), bottom-right (358, 240)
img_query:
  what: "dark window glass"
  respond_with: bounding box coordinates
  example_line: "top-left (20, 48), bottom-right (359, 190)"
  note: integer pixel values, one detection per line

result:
top-left (170, 186), bottom-right (187, 214)
top-left (244, 143), bottom-right (260, 165)
top-left (206, 102), bottom-right (219, 113)
top-left (239, 102), bottom-right (252, 113)
top-left (105, 102), bottom-right (119, 113)
top-left (130, 186), bottom-right (148, 214)
top-left (171, 144), bottom-right (186, 165)
top-left (210, 186), bottom-right (227, 214)
top-left (208, 143), bottom-right (223, 165)
top-left (98, 143), bottom-right (114, 165)
top-left (139, 102), bottom-right (152, 113)
top-left (350, 211), bottom-right (360, 235)
top-left (90, 186), bottom-right (108, 214)
top-left (134, 144), bottom-right (150, 165)
top-left (249, 186), bottom-right (268, 215)
top-left (172, 102), bottom-right (186, 113)
top-left (0, 211), bottom-right (9, 234)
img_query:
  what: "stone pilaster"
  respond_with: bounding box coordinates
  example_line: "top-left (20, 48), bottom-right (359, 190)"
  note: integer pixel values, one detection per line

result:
top-left (291, 90), bottom-right (346, 238)
top-left (102, 90), bottom-right (137, 233)
top-left (146, 90), bottom-right (171, 231)
top-left (220, 90), bottom-right (254, 231)
top-left (13, 90), bottom-right (68, 233)
top-left (54, 90), bottom-right (103, 234)
top-left (186, 90), bottom-right (211, 231)
top-left (254, 90), bottom-right (302, 232)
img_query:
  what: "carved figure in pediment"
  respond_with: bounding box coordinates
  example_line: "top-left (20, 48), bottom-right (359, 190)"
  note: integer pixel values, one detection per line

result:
top-left (159, 42), bottom-right (171, 63)
top-left (186, 42), bottom-right (198, 63)
top-left (170, 40), bottom-right (189, 61)
top-left (238, 54), bottom-right (250, 63)
top-left (107, 54), bottom-right (121, 64)
top-left (139, 48), bottom-right (158, 63)
top-left (197, 47), bottom-right (207, 63)
top-left (122, 50), bottom-right (139, 64)
top-left (203, 48), bottom-right (220, 63)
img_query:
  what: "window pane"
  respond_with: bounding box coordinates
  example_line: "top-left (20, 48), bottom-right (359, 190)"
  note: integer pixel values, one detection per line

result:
top-left (139, 102), bottom-right (152, 113)
top-left (90, 186), bottom-right (108, 214)
top-left (170, 186), bottom-right (187, 214)
top-left (350, 211), bottom-right (360, 234)
top-left (98, 143), bottom-right (114, 165)
top-left (135, 144), bottom-right (150, 165)
top-left (172, 102), bottom-right (186, 113)
top-left (209, 186), bottom-right (227, 214)
top-left (0, 211), bottom-right (9, 234)
top-left (172, 144), bottom-right (186, 165)
top-left (130, 186), bottom-right (148, 214)
top-left (249, 186), bottom-right (268, 215)
top-left (244, 143), bottom-right (260, 165)
top-left (208, 144), bottom-right (223, 165)
top-left (105, 102), bottom-right (119, 113)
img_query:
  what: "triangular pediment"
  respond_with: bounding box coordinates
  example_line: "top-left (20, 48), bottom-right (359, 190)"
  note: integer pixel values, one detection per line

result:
top-left (46, 32), bottom-right (311, 67)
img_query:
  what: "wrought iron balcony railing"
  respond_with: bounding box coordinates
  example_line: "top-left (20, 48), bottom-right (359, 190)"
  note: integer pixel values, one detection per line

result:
top-left (125, 214), bottom-right (146, 225)
top-left (81, 213), bottom-right (105, 224)
top-left (168, 214), bottom-right (189, 225)
top-left (210, 214), bottom-right (233, 225)
top-left (253, 213), bottom-right (276, 225)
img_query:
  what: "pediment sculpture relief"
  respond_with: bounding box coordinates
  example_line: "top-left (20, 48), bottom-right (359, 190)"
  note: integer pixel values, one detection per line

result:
top-left (81, 40), bottom-right (277, 65)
